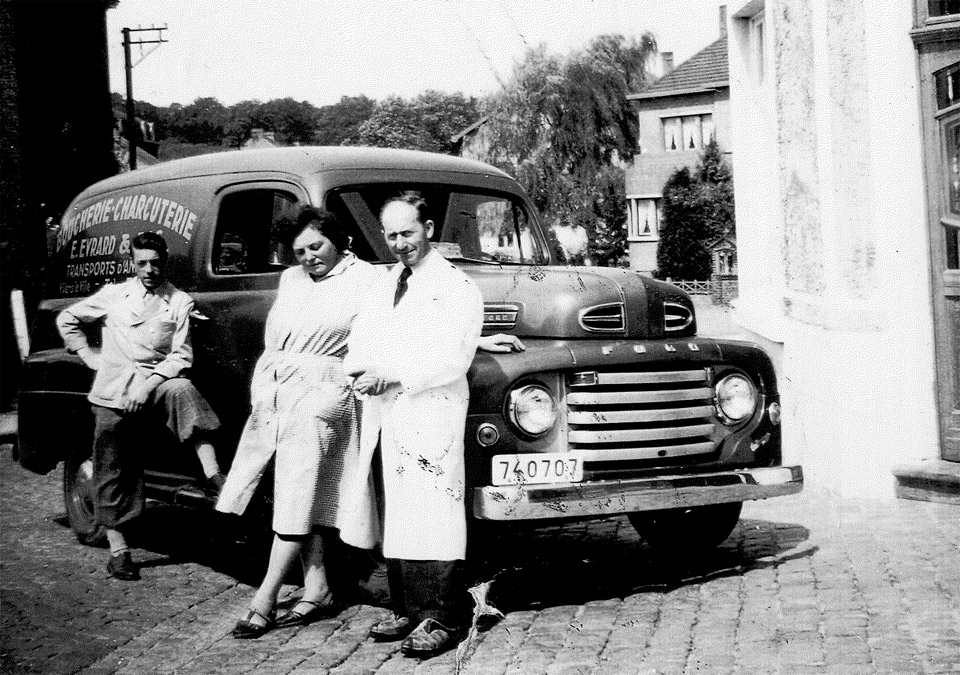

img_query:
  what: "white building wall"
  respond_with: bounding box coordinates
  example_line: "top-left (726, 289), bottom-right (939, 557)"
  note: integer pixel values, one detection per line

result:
top-left (727, 0), bottom-right (939, 497)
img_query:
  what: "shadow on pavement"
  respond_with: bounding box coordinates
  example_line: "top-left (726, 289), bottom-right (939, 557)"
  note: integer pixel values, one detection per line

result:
top-left (49, 500), bottom-right (813, 616)
top-left (468, 516), bottom-right (813, 613)
top-left (52, 500), bottom-right (274, 587)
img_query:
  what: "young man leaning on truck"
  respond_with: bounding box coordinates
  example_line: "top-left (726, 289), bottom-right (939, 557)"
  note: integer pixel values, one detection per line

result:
top-left (56, 232), bottom-right (223, 581)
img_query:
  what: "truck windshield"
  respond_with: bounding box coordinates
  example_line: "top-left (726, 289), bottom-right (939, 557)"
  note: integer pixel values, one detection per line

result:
top-left (327, 185), bottom-right (550, 266)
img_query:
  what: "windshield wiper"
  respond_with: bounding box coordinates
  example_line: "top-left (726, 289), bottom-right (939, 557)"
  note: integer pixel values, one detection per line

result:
top-left (440, 255), bottom-right (504, 266)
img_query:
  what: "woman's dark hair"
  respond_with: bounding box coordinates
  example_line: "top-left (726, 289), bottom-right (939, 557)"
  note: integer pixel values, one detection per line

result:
top-left (273, 206), bottom-right (350, 252)
top-left (131, 231), bottom-right (169, 263)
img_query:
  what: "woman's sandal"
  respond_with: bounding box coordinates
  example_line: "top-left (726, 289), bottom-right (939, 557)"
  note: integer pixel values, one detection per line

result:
top-left (231, 608), bottom-right (275, 639)
top-left (275, 594), bottom-right (344, 628)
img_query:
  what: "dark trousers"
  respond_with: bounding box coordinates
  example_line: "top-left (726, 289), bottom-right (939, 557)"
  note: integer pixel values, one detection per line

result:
top-left (91, 378), bottom-right (220, 528)
top-left (371, 441), bottom-right (466, 631)
top-left (386, 557), bottom-right (465, 632)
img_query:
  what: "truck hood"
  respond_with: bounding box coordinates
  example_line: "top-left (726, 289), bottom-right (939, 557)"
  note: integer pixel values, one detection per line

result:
top-left (461, 264), bottom-right (695, 340)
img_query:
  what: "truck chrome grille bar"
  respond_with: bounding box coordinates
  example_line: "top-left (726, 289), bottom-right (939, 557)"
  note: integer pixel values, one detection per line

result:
top-left (566, 368), bottom-right (717, 460)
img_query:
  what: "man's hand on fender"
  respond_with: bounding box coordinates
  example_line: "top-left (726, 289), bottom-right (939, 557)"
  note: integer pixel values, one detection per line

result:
top-left (478, 334), bottom-right (526, 353)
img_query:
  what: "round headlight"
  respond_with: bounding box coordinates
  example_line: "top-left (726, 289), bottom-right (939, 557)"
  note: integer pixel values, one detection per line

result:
top-left (715, 374), bottom-right (758, 424)
top-left (508, 384), bottom-right (558, 436)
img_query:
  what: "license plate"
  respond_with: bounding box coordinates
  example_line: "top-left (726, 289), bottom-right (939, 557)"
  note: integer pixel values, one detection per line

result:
top-left (491, 453), bottom-right (585, 486)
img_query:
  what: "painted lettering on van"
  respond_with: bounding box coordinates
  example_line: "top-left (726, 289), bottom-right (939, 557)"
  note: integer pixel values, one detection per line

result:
top-left (63, 258), bottom-right (138, 281)
top-left (56, 192), bottom-right (198, 251)
top-left (69, 235), bottom-right (117, 259)
top-left (65, 260), bottom-right (118, 278)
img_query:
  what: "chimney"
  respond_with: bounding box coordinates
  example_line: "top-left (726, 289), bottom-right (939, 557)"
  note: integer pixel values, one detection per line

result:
top-left (662, 52), bottom-right (674, 75)
top-left (251, 128), bottom-right (264, 140)
top-left (719, 5), bottom-right (727, 38)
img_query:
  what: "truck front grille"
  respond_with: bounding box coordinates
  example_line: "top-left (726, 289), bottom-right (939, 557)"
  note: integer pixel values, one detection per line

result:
top-left (566, 368), bottom-right (717, 463)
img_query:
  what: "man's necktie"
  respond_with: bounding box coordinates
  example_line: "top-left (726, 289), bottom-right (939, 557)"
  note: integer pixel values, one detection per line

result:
top-left (394, 266), bottom-right (412, 306)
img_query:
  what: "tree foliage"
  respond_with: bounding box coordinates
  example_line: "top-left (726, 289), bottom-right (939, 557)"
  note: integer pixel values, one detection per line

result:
top-left (656, 140), bottom-right (735, 280)
top-left (221, 98), bottom-right (319, 146)
top-left (315, 95), bottom-right (376, 146)
top-left (481, 34), bottom-right (657, 266)
top-left (356, 91), bottom-right (479, 153)
top-left (167, 97), bottom-right (229, 145)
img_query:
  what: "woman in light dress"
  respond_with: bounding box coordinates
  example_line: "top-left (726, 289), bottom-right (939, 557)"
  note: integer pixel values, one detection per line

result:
top-left (216, 206), bottom-right (381, 638)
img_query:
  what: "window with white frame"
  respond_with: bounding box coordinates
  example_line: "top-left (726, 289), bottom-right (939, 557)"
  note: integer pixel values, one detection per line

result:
top-left (627, 197), bottom-right (660, 240)
top-left (662, 117), bottom-right (681, 151)
top-left (663, 114), bottom-right (714, 151)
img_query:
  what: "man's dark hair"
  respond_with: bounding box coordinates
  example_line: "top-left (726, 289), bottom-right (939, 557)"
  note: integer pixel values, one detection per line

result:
top-left (381, 191), bottom-right (430, 226)
top-left (131, 231), bottom-right (169, 263)
top-left (274, 206), bottom-right (350, 252)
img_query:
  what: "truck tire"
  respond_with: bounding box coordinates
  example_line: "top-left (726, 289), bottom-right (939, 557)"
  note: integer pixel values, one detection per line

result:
top-left (628, 502), bottom-right (743, 552)
top-left (63, 449), bottom-right (107, 547)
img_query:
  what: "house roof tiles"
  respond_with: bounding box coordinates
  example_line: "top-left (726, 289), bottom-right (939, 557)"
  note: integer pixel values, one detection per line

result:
top-left (630, 37), bottom-right (728, 100)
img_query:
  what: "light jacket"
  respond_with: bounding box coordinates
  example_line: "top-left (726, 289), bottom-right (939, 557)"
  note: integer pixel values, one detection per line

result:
top-left (344, 250), bottom-right (484, 560)
top-left (56, 277), bottom-right (193, 408)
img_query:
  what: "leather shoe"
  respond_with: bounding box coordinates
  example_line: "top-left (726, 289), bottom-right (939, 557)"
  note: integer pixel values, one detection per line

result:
top-left (369, 614), bottom-right (412, 642)
top-left (400, 619), bottom-right (457, 658)
top-left (232, 608), bottom-right (275, 639)
top-left (275, 596), bottom-right (344, 628)
top-left (106, 551), bottom-right (139, 581)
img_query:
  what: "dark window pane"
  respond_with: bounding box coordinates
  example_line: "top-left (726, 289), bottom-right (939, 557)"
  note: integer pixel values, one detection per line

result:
top-left (947, 119), bottom-right (960, 216)
top-left (946, 226), bottom-right (959, 270)
top-left (213, 190), bottom-right (299, 275)
top-left (929, 0), bottom-right (960, 17)
top-left (936, 64), bottom-right (960, 110)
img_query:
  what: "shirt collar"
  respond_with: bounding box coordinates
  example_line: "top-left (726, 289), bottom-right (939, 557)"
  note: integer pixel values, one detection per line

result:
top-left (325, 250), bottom-right (357, 278)
top-left (132, 277), bottom-right (174, 302)
top-left (302, 250), bottom-right (356, 282)
top-left (395, 248), bottom-right (440, 278)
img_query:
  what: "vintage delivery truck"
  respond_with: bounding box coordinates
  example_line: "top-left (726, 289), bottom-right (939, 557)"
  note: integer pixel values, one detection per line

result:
top-left (16, 146), bottom-right (802, 551)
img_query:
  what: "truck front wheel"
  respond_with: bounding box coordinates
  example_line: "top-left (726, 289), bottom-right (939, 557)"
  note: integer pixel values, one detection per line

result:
top-left (63, 450), bottom-right (107, 547)
top-left (628, 502), bottom-right (743, 552)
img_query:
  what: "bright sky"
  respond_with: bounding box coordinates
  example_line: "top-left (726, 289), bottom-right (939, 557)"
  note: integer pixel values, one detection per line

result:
top-left (106, 0), bottom-right (725, 107)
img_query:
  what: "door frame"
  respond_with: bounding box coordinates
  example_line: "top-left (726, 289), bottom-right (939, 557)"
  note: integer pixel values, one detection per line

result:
top-left (912, 2), bottom-right (960, 461)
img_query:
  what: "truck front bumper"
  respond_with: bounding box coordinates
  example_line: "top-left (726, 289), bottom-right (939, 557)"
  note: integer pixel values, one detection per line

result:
top-left (472, 465), bottom-right (803, 520)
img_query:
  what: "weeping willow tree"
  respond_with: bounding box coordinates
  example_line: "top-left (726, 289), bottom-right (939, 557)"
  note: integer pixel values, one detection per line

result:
top-left (481, 34), bottom-right (658, 266)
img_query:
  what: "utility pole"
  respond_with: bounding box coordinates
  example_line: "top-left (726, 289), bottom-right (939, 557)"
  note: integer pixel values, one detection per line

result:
top-left (121, 25), bottom-right (167, 170)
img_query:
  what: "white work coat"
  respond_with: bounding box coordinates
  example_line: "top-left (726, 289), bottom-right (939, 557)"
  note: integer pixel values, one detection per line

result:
top-left (343, 250), bottom-right (484, 561)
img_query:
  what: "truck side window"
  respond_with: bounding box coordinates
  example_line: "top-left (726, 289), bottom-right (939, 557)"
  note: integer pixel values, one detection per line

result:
top-left (213, 189), bottom-right (299, 275)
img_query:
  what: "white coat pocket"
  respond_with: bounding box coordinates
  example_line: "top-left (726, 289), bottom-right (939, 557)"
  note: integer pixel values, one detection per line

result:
top-left (151, 320), bottom-right (177, 351)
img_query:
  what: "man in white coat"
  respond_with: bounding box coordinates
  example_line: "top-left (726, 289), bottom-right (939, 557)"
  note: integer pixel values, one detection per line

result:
top-left (345, 193), bottom-right (484, 658)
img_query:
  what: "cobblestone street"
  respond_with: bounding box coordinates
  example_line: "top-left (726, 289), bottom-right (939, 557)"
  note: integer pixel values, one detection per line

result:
top-left (1, 442), bottom-right (958, 675)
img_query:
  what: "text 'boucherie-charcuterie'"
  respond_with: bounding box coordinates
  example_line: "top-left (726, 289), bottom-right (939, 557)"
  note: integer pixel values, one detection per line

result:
top-left (57, 193), bottom-right (198, 252)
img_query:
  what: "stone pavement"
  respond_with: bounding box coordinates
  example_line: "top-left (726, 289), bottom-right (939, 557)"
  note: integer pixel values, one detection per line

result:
top-left (1, 438), bottom-right (958, 675)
